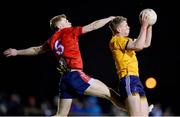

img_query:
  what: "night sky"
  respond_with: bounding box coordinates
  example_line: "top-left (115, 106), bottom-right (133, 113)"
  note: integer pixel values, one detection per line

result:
top-left (0, 0), bottom-right (178, 115)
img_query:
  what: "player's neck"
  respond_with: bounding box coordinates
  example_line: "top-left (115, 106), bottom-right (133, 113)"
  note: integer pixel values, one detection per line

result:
top-left (114, 33), bottom-right (123, 37)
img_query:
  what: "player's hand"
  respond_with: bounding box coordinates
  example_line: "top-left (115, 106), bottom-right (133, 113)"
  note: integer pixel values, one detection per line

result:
top-left (109, 16), bottom-right (116, 20)
top-left (140, 12), bottom-right (149, 27)
top-left (3, 48), bottom-right (18, 57)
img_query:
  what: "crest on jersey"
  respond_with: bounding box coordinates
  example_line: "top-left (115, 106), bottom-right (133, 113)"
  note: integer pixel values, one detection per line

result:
top-left (54, 39), bottom-right (64, 56)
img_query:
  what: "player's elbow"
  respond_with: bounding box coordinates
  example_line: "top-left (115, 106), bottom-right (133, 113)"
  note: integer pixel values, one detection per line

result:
top-left (32, 47), bottom-right (42, 55)
top-left (129, 46), bottom-right (144, 51)
top-left (127, 44), bottom-right (144, 51)
top-left (134, 45), bottom-right (144, 50)
top-left (144, 43), bottom-right (151, 48)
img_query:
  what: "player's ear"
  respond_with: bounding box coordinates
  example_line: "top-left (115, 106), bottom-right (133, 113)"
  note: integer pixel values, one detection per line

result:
top-left (116, 27), bottom-right (121, 33)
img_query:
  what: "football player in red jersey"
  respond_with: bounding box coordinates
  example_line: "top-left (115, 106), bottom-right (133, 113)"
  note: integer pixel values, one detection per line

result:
top-left (3, 14), bottom-right (126, 116)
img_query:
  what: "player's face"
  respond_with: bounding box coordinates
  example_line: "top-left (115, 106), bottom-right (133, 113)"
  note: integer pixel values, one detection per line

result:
top-left (118, 21), bottom-right (130, 36)
top-left (57, 18), bottom-right (72, 29)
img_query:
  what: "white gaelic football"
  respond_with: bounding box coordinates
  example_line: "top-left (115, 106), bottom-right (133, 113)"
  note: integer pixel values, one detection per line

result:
top-left (139, 8), bottom-right (157, 25)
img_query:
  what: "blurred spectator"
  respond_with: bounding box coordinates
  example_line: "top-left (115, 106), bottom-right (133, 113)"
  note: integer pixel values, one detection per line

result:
top-left (69, 96), bottom-right (103, 116)
top-left (24, 96), bottom-right (42, 115)
top-left (163, 106), bottom-right (174, 116)
top-left (83, 96), bottom-right (102, 116)
top-left (110, 105), bottom-right (128, 116)
top-left (51, 95), bottom-right (59, 115)
top-left (41, 99), bottom-right (53, 116)
top-left (6, 93), bottom-right (24, 115)
top-left (0, 93), bottom-right (8, 115)
top-left (69, 98), bottom-right (84, 115)
top-left (0, 92), bottom-right (176, 116)
top-left (149, 102), bottom-right (163, 116)
top-left (0, 103), bottom-right (7, 115)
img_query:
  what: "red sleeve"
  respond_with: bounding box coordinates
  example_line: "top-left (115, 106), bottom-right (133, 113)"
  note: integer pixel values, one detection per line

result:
top-left (74, 26), bottom-right (83, 36)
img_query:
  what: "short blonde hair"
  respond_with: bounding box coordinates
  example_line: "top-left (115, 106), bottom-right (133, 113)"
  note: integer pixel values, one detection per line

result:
top-left (109, 16), bottom-right (127, 34)
top-left (50, 14), bottom-right (67, 30)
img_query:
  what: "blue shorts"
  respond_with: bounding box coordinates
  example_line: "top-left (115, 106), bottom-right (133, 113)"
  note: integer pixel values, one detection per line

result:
top-left (118, 75), bottom-right (146, 100)
top-left (59, 70), bottom-right (92, 98)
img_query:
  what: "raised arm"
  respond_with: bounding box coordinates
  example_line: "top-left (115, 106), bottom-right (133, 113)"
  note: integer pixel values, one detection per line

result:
top-left (126, 13), bottom-right (149, 51)
top-left (3, 42), bottom-right (50, 57)
top-left (144, 26), bottom-right (152, 48)
top-left (82, 16), bottom-right (115, 34)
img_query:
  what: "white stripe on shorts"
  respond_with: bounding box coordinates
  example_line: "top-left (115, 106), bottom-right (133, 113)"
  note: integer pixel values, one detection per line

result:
top-left (88, 78), bottom-right (95, 85)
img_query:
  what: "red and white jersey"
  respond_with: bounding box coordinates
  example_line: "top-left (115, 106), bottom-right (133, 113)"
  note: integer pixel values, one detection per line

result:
top-left (47, 27), bottom-right (83, 69)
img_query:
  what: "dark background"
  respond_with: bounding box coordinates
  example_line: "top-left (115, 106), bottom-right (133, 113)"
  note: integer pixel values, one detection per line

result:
top-left (0, 0), bottom-right (179, 115)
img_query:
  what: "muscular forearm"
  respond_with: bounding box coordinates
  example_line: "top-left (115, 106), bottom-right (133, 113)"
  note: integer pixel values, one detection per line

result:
top-left (144, 26), bottom-right (152, 48)
top-left (82, 16), bottom-right (115, 33)
top-left (134, 26), bottom-right (147, 49)
top-left (91, 16), bottom-right (115, 30)
top-left (4, 43), bottom-right (50, 57)
top-left (17, 46), bottom-right (43, 56)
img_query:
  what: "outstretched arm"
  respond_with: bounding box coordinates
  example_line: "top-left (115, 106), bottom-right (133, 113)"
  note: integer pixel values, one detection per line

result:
top-left (82, 16), bottom-right (115, 33)
top-left (3, 42), bottom-right (50, 57)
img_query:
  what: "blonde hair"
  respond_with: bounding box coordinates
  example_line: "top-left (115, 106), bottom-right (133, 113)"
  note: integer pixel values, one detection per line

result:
top-left (109, 16), bottom-right (127, 34)
top-left (50, 14), bottom-right (67, 30)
